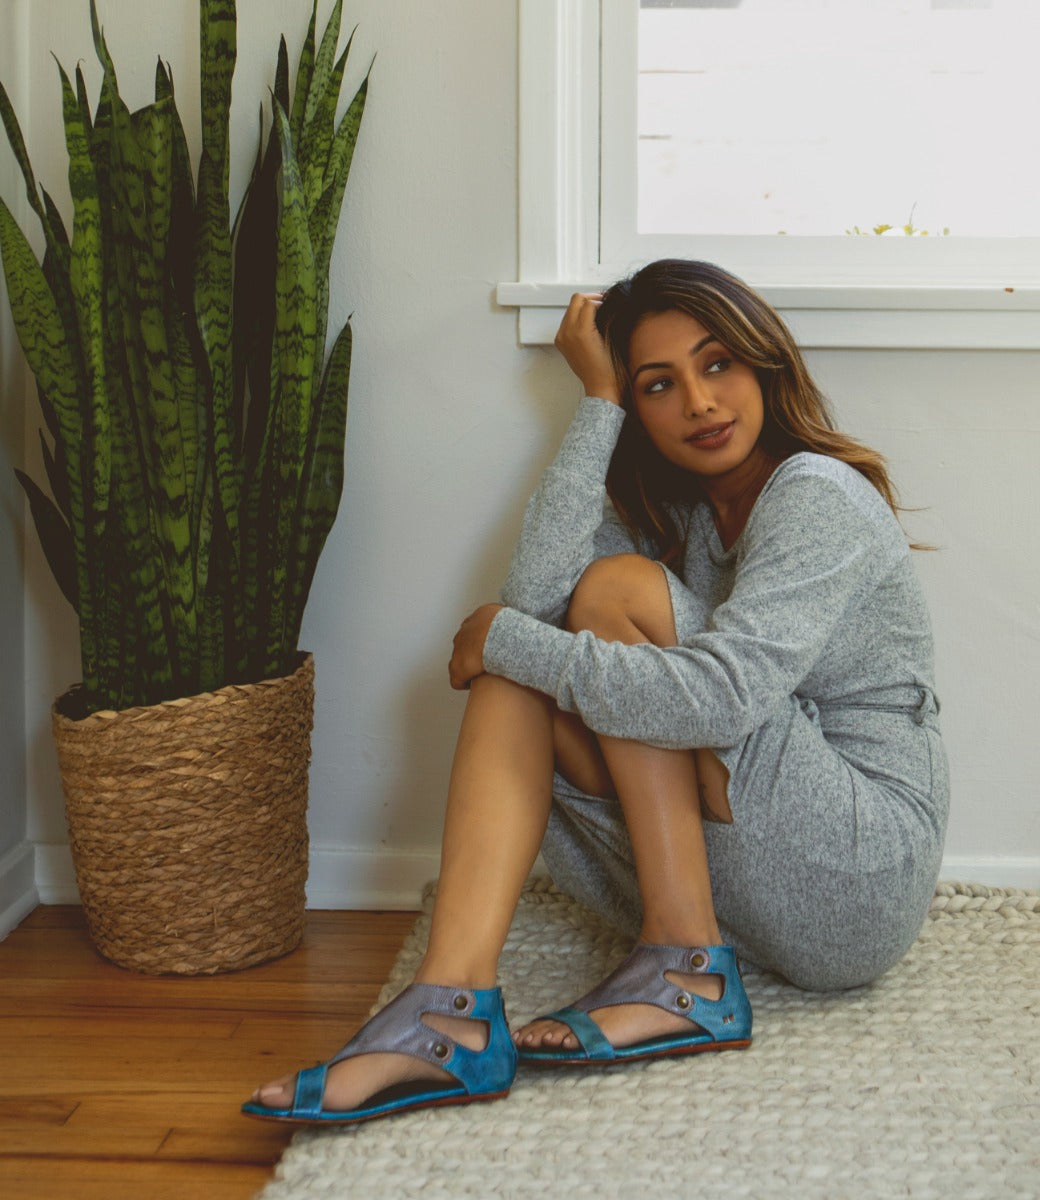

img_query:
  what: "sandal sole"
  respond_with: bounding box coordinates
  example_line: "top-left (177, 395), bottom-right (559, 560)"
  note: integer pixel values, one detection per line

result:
top-left (519, 1036), bottom-right (751, 1068)
top-left (241, 1087), bottom-right (511, 1127)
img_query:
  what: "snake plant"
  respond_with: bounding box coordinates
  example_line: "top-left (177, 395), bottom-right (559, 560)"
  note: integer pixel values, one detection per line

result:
top-left (0, 0), bottom-right (368, 714)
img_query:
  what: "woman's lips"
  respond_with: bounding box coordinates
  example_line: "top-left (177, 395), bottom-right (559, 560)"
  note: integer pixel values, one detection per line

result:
top-left (684, 421), bottom-right (735, 450)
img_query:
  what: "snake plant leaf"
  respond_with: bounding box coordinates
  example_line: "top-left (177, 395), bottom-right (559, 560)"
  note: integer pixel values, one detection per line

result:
top-left (0, 81), bottom-right (46, 223)
top-left (154, 58), bottom-right (171, 103)
top-left (39, 429), bottom-right (60, 500)
top-left (38, 427), bottom-right (72, 524)
top-left (75, 65), bottom-right (93, 136)
top-left (195, 0), bottom-right (240, 573)
top-left (122, 95), bottom-right (198, 677)
top-left (90, 61), bottom-right (114, 136)
top-left (15, 470), bottom-right (79, 613)
top-left (194, 466), bottom-right (221, 686)
top-left (106, 381), bottom-right (176, 701)
top-left (2, 195), bottom-right (97, 691)
top-left (301, 34), bottom-right (352, 212)
top-left (95, 212), bottom-right (174, 702)
top-left (0, 198), bottom-right (81, 448)
top-left (164, 70), bottom-right (197, 323)
top-left (162, 82), bottom-right (203, 562)
top-left (304, 0), bottom-right (343, 129)
top-left (58, 62), bottom-right (110, 529)
top-left (34, 381), bottom-right (61, 447)
top-left (87, 50), bottom-right (186, 696)
top-left (290, 1), bottom-right (318, 149)
top-left (58, 67), bottom-right (112, 702)
top-left (259, 97), bottom-right (319, 673)
top-left (40, 190), bottom-right (71, 262)
top-left (311, 71), bottom-right (368, 282)
top-left (275, 35), bottom-right (290, 116)
top-left (163, 74), bottom-right (203, 542)
top-left (325, 68), bottom-right (369, 191)
top-left (232, 105), bottom-right (280, 484)
top-left (38, 190), bottom-right (84, 394)
top-left (286, 319), bottom-right (351, 645)
top-left (0, 81), bottom-right (81, 355)
top-left (272, 99), bottom-right (318, 456)
top-left (88, 0), bottom-right (118, 91)
top-left (230, 105), bottom-right (271, 434)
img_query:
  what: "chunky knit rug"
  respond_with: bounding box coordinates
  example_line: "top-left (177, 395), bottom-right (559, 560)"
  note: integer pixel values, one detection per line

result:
top-left (259, 880), bottom-right (1040, 1200)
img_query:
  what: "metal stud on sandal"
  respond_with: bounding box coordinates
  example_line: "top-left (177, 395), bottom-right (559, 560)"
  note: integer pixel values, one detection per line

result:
top-left (242, 982), bottom-right (517, 1125)
top-left (517, 942), bottom-right (752, 1066)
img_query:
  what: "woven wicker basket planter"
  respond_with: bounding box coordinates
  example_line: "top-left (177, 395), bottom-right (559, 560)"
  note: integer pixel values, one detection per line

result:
top-left (51, 653), bottom-right (314, 975)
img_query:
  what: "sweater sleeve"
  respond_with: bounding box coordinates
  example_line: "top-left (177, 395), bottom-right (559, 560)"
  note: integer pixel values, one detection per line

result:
top-left (484, 466), bottom-right (898, 749)
top-left (499, 395), bottom-right (636, 624)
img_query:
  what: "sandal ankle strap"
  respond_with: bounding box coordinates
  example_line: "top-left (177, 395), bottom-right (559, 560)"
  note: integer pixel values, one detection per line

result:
top-left (574, 943), bottom-right (749, 1039)
top-left (330, 983), bottom-right (515, 1085)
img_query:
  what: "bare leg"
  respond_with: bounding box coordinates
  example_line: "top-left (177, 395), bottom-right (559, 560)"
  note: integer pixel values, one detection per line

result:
top-left (517, 555), bottom-right (729, 1051)
top-left (253, 674), bottom-right (556, 1111)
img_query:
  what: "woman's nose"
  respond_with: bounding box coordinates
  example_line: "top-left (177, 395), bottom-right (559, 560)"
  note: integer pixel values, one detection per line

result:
top-left (683, 379), bottom-right (717, 417)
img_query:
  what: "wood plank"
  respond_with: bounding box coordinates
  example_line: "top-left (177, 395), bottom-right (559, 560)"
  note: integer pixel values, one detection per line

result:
top-left (0, 904), bottom-right (420, 1197)
top-left (0, 1011), bottom-right (242, 1039)
top-left (0, 1097), bottom-right (78, 1126)
top-left (4, 1157), bottom-right (273, 1200)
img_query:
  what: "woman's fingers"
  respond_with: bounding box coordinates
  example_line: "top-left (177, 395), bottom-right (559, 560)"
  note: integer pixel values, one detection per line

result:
top-left (554, 292), bottom-right (620, 404)
top-left (448, 604), bottom-right (505, 690)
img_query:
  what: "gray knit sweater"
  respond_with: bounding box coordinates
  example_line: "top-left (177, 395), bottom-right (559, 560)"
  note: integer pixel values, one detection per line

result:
top-left (483, 396), bottom-right (937, 752)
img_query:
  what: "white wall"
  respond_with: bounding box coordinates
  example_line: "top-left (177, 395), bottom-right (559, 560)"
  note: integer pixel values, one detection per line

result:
top-left (0, 0), bottom-right (36, 936)
top-left (4, 1), bottom-right (1037, 922)
top-left (810, 347), bottom-right (1040, 886)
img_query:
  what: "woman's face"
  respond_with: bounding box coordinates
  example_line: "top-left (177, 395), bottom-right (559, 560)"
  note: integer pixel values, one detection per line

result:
top-left (626, 308), bottom-right (767, 483)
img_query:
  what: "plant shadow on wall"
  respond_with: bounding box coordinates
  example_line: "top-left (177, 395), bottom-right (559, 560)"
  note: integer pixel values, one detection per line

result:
top-left (0, 0), bottom-right (371, 975)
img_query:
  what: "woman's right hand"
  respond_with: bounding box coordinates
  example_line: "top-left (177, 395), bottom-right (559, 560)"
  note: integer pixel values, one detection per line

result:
top-left (554, 293), bottom-right (622, 405)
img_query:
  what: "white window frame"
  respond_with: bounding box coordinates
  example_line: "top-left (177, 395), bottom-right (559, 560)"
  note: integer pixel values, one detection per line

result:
top-left (497, 0), bottom-right (1040, 348)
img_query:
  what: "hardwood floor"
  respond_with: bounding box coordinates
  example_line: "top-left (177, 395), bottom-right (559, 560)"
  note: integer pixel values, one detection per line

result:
top-left (0, 904), bottom-right (419, 1199)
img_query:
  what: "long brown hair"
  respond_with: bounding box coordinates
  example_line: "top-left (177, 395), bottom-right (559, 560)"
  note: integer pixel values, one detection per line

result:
top-left (595, 259), bottom-right (903, 563)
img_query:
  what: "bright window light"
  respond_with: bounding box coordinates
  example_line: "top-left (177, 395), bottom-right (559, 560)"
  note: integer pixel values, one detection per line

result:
top-left (638, 0), bottom-right (1040, 237)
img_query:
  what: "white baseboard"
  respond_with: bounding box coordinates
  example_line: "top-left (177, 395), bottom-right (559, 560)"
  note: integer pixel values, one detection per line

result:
top-left (30, 842), bottom-right (1040, 910)
top-left (32, 841), bottom-right (442, 910)
top-left (0, 841), bottom-right (39, 939)
top-left (939, 855), bottom-right (1039, 892)
top-left (306, 845), bottom-right (440, 910)
top-left (33, 842), bottom-right (80, 904)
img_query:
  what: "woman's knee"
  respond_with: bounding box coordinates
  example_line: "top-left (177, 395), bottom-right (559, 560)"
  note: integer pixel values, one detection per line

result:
top-left (779, 953), bottom-right (892, 993)
top-left (566, 554), bottom-right (675, 643)
top-left (767, 921), bottom-right (913, 992)
top-left (466, 672), bottom-right (554, 718)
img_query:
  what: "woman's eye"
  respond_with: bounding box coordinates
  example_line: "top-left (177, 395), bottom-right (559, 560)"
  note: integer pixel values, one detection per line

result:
top-left (645, 377), bottom-right (670, 394)
top-left (705, 357), bottom-right (731, 375)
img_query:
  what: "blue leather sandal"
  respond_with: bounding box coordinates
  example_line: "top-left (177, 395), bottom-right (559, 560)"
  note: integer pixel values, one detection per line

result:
top-left (517, 943), bottom-right (752, 1066)
top-left (242, 982), bottom-right (517, 1125)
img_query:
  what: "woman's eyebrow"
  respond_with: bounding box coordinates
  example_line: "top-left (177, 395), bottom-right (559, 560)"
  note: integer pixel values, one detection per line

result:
top-left (631, 334), bottom-right (718, 380)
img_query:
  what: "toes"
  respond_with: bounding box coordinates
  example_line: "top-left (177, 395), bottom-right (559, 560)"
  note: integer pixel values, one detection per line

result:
top-left (513, 1020), bottom-right (574, 1049)
top-left (252, 1075), bottom-right (295, 1107)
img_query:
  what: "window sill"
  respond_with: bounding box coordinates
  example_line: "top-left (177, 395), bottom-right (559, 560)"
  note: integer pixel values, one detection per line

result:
top-left (496, 282), bottom-right (1040, 349)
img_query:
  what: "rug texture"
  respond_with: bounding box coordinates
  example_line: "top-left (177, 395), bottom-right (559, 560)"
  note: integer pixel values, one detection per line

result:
top-left (259, 879), bottom-right (1039, 1199)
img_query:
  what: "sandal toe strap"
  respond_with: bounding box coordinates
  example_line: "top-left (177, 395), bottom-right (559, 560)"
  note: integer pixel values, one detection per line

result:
top-left (545, 1006), bottom-right (617, 1061)
top-left (292, 1063), bottom-right (331, 1120)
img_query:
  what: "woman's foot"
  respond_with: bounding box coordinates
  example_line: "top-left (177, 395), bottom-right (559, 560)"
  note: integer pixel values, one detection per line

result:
top-left (252, 1011), bottom-right (489, 1114)
top-left (514, 965), bottom-right (723, 1052)
top-left (243, 981), bottom-right (522, 1124)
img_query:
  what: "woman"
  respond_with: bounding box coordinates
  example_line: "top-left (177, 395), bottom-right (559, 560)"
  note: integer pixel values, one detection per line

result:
top-left (244, 259), bottom-right (948, 1125)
